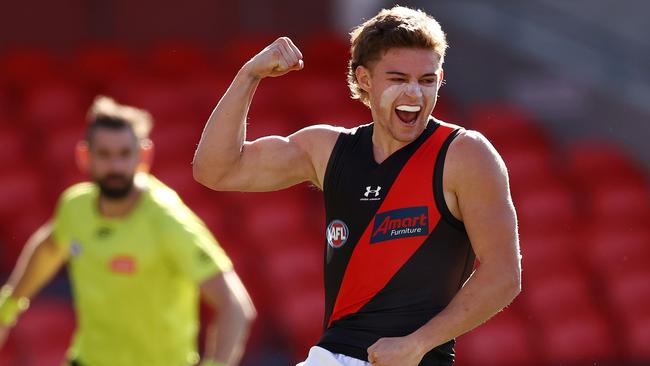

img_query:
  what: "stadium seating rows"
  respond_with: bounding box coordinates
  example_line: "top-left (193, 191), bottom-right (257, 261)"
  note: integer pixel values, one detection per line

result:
top-left (0, 38), bottom-right (648, 365)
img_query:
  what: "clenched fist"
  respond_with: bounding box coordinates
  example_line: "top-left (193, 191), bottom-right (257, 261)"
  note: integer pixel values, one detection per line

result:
top-left (243, 37), bottom-right (304, 79)
top-left (367, 336), bottom-right (425, 366)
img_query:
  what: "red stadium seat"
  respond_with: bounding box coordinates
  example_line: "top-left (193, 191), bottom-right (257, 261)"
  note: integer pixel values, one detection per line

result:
top-left (456, 311), bottom-right (538, 366)
top-left (113, 80), bottom-right (189, 122)
top-left (223, 35), bottom-right (276, 72)
top-left (239, 188), bottom-right (313, 248)
top-left (71, 44), bottom-right (135, 91)
top-left (0, 345), bottom-right (16, 366)
top-left (0, 127), bottom-right (27, 171)
top-left (10, 297), bottom-right (75, 366)
top-left (605, 269), bottom-right (650, 325)
top-left (584, 225), bottom-right (650, 276)
top-left (0, 49), bottom-right (62, 92)
top-left (23, 83), bottom-right (87, 133)
top-left (516, 182), bottom-right (579, 237)
top-left (147, 41), bottom-right (213, 81)
top-left (0, 202), bottom-right (51, 269)
top-left (587, 181), bottom-right (650, 225)
top-left (0, 168), bottom-right (49, 269)
top-left (431, 92), bottom-right (460, 123)
top-left (151, 162), bottom-right (200, 200)
top-left (521, 233), bottom-right (576, 281)
top-left (179, 75), bottom-right (231, 123)
top-left (149, 121), bottom-right (201, 166)
top-left (621, 314), bottom-right (650, 361)
top-left (301, 32), bottom-right (349, 73)
top-left (539, 309), bottom-right (617, 364)
top-left (272, 287), bottom-right (324, 362)
top-left (468, 103), bottom-right (550, 152)
top-left (566, 140), bottom-right (646, 190)
top-left (524, 271), bottom-right (595, 325)
top-left (0, 169), bottom-right (44, 221)
top-left (40, 128), bottom-right (86, 196)
top-left (504, 145), bottom-right (559, 201)
top-left (265, 242), bottom-right (322, 294)
top-left (246, 112), bottom-right (302, 140)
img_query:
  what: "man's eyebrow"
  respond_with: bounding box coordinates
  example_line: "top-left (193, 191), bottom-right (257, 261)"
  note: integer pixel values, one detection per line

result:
top-left (385, 71), bottom-right (438, 77)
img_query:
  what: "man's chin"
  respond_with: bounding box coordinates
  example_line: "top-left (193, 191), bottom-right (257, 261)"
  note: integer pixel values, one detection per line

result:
top-left (97, 183), bottom-right (134, 200)
top-left (392, 124), bottom-right (424, 143)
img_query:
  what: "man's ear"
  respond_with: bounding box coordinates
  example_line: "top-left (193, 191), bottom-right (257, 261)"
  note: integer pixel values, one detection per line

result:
top-left (138, 139), bottom-right (154, 173)
top-left (75, 141), bottom-right (90, 173)
top-left (355, 65), bottom-right (372, 93)
top-left (437, 68), bottom-right (445, 90)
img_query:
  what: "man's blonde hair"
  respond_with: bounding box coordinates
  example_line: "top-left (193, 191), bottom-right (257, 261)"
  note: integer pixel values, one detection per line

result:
top-left (86, 96), bottom-right (153, 142)
top-left (347, 6), bottom-right (448, 107)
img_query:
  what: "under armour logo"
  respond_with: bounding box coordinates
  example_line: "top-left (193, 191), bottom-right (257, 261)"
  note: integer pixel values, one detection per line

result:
top-left (364, 186), bottom-right (382, 198)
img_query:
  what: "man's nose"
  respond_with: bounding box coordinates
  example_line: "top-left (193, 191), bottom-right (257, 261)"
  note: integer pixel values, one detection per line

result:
top-left (108, 157), bottom-right (129, 171)
top-left (404, 82), bottom-right (423, 99)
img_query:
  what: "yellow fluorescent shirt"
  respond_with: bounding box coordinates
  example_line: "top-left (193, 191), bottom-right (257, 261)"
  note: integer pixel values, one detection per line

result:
top-left (52, 174), bottom-right (232, 366)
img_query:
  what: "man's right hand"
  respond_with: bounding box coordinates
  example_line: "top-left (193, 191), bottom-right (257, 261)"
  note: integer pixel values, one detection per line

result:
top-left (243, 37), bottom-right (304, 79)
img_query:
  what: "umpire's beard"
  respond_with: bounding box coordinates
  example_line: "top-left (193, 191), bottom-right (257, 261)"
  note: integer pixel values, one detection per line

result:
top-left (95, 173), bottom-right (135, 200)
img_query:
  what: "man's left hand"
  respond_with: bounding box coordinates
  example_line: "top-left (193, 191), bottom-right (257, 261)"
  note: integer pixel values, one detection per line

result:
top-left (367, 336), bottom-right (425, 366)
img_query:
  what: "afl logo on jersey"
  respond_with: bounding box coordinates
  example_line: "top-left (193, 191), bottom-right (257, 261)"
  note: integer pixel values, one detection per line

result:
top-left (327, 220), bottom-right (349, 248)
top-left (70, 240), bottom-right (82, 257)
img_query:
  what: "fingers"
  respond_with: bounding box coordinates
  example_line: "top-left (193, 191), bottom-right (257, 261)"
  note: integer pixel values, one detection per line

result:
top-left (275, 37), bottom-right (304, 72)
top-left (249, 36), bottom-right (303, 78)
top-left (276, 42), bottom-right (294, 71)
top-left (286, 38), bottom-right (303, 60)
top-left (368, 353), bottom-right (376, 364)
top-left (367, 344), bottom-right (377, 364)
top-left (284, 37), bottom-right (304, 69)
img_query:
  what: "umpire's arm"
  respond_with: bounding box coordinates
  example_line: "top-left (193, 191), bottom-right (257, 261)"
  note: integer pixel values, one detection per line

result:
top-left (200, 270), bottom-right (256, 366)
top-left (0, 223), bottom-right (69, 349)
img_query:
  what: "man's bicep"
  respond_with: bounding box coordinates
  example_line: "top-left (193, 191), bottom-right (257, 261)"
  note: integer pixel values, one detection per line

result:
top-left (212, 132), bottom-right (312, 192)
top-left (451, 132), bottom-right (519, 263)
top-left (216, 125), bottom-right (340, 192)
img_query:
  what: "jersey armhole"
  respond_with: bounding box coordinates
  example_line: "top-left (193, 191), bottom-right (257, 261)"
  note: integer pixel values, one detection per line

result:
top-left (433, 128), bottom-right (466, 231)
top-left (322, 132), bottom-right (347, 193)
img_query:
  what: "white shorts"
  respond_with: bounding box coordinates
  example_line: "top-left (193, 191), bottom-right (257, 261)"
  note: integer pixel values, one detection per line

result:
top-left (296, 346), bottom-right (371, 366)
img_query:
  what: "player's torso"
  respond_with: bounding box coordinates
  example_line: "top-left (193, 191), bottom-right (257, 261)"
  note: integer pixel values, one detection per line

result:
top-left (319, 119), bottom-right (475, 364)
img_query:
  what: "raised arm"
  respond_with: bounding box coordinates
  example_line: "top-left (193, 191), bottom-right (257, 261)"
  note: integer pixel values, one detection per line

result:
top-left (368, 130), bottom-right (522, 365)
top-left (0, 223), bottom-right (69, 349)
top-left (192, 37), bottom-right (338, 192)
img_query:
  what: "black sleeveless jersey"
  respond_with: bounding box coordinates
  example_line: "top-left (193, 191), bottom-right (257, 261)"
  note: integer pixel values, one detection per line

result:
top-left (316, 119), bottom-right (475, 365)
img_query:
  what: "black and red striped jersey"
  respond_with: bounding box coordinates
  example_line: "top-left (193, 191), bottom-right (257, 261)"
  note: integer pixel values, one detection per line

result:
top-left (317, 119), bottom-right (475, 365)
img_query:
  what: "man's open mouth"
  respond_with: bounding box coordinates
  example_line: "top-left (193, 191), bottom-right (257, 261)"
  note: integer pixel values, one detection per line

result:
top-left (395, 105), bottom-right (421, 125)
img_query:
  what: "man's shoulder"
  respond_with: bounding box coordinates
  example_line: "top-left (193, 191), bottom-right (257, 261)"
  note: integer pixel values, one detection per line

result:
top-left (146, 176), bottom-right (185, 214)
top-left (296, 124), bottom-right (352, 138)
top-left (447, 128), bottom-right (497, 158)
top-left (145, 175), bottom-right (199, 225)
top-left (58, 181), bottom-right (96, 208)
top-left (294, 123), bottom-right (368, 148)
top-left (444, 128), bottom-right (508, 184)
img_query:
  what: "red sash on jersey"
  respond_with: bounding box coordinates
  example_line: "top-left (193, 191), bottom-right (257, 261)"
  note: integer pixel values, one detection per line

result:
top-left (328, 125), bottom-right (456, 327)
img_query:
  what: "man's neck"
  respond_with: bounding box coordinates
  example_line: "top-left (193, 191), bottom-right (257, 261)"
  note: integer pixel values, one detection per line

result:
top-left (97, 186), bottom-right (143, 218)
top-left (371, 125), bottom-right (409, 164)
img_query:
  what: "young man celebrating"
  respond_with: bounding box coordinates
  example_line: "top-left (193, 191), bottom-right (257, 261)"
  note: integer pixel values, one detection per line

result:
top-left (193, 6), bottom-right (521, 366)
top-left (0, 96), bottom-right (256, 366)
